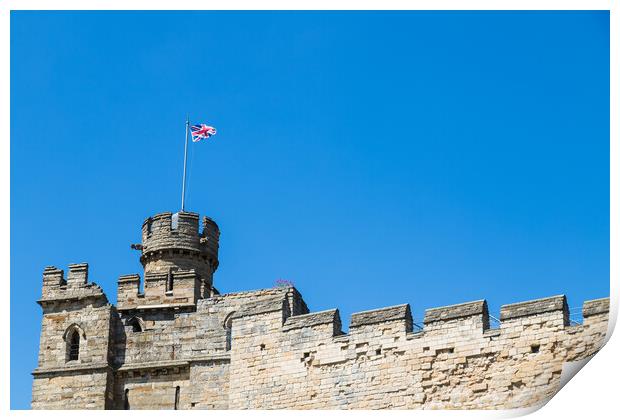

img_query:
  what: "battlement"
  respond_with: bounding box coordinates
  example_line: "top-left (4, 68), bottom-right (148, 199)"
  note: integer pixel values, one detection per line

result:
top-left (140, 212), bottom-right (219, 268)
top-left (283, 309), bottom-right (342, 333)
top-left (500, 295), bottom-right (568, 322)
top-left (582, 297), bottom-right (609, 317)
top-left (229, 293), bottom-right (608, 340)
top-left (224, 293), bottom-right (609, 409)
top-left (39, 263), bottom-right (109, 306)
top-left (117, 269), bottom-right (203, 310)
top-left (424, 299), bottom-right (488, 323)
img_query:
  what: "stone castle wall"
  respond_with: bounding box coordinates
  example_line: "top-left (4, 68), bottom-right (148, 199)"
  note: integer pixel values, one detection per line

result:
top-left (32, 263), bottom-right (609, 410)
top-left (31, 211), bottom-right (611, 410)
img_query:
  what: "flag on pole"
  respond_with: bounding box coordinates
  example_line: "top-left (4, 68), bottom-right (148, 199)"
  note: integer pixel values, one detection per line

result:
top-left (190, 124), bottom-right (217, 142)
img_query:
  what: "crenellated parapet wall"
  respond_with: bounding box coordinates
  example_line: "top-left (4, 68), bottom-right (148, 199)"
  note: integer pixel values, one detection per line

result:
top-left (116, 269), bottom-right (203, 310)
top-left (227, 293), bottom-right (610, 409)
top-left (40, 264), bottom-right (109, 305)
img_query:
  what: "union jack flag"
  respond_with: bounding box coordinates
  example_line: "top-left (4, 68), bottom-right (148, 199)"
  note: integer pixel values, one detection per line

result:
top-left (190, 124), bottom-right (217, 142)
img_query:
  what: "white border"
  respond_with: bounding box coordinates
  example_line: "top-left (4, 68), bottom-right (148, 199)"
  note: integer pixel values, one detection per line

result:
top-left (2, 2), bottom-right (616, 419)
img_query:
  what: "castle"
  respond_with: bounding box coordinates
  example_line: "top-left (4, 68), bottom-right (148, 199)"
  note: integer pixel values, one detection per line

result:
top-left (32, 211), bottom-right (610, 409)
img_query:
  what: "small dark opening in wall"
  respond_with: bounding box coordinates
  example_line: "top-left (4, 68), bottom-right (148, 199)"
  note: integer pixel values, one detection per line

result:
top-left (423, 347), bottom-right (430, 352)
top-left (303, 352), bottom-right (310, 358)
top-left (167, 268), bottom-right (174, 292)
top-left (129, 317), bottom-right (143, 333)
top-left (174, 386), bottom-right (180, 410)
top-left (124, 389), bottom-right (130, 410)
top-left (531, 344), bottom-right (540, 353)
top-left (68, 330), bottom-right (80, 361)
top-left (260, 344), bottom-right (266, 351)
top-left (376, 348), bottom-right (382, 355)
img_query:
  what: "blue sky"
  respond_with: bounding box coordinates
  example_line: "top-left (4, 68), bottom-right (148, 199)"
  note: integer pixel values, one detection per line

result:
top-left (10, 11), bottom-right (609, 409)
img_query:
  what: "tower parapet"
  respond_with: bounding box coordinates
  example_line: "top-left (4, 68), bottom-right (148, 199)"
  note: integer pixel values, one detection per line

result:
top-left (141, 213), bottom-right (218, 260)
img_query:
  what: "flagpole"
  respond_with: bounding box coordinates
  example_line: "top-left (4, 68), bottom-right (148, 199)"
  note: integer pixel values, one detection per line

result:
top-left (181, 116), bottom-right (189, 211)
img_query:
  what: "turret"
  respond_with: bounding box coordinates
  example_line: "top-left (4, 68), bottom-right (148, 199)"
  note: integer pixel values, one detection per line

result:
top-left (119, 211), bottom-right (220, 308)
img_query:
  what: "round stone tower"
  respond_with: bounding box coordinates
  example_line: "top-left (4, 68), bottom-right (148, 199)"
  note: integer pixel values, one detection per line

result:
top-left (140, 211), bottom-right (220, 294)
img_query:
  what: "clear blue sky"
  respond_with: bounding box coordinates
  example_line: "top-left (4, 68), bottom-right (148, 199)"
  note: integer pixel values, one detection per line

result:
top-left (10, 11), bottom-right (609, 409)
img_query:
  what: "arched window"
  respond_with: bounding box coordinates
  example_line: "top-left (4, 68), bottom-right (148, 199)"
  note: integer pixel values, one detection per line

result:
top-left (124, 389), bottom-right (130, 410)
top-left (223, 312), bottom-right (235, 351)
top-left (63, 324), bottom-right (85, 362)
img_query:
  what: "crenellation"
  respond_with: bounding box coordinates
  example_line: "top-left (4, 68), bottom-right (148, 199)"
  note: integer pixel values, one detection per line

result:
top-left (582, 297), bottom-right (610, 317)
top-left (424, 300), bottom-right (488, 325)
top-left (233, 294), bottom-right (289, 321)
top-left (350, 304), bottom-right (412, 332)
top-left (32, 210), bottom-right (611, 410)
top-left (67, 263), bottom-right (89, 286)
top-left (499, 295), bottom-right (568, 322)
top-left (282, 309), bottom-right (341, 335)
top-left (42, 266), bottom-right (65, 294)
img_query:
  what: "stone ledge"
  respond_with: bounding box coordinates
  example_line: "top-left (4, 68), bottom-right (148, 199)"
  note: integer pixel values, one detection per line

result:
top-left (117, 355), bottom-right (230, 372)
top-left (117, 302), bottom-right (196, 312)
top-left (583, 298), bottom-right (610, 317)
top-left (500, 295), bottom-right (567, 321)
top-left (32, 362), bottom-right (111, 376)
top-left (116, 360), bottom-right (189, 372)
top-left (282, 309), bottom-right (340, 332)
top-left (424, 300), bottom-right (487, 324)
top-left (350, 304), bottom-right (411, 328)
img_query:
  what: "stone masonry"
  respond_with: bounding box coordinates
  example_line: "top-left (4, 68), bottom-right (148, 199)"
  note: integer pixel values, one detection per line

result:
top-left (32, 211), bottom-right (610, 409)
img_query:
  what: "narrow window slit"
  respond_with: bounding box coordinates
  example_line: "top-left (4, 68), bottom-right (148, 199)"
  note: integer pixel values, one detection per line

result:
top-left (174, 386), bottom-right (180, 410)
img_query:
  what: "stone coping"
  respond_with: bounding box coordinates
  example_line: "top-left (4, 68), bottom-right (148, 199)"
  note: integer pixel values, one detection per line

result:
top-left (583, 297), bottom-right (610, 317)
top-left (500, 295), bottom-right (566, 321)
top-left (424, 300), bottom-right (487, 324)
top-left (118, 274), bottom-right (141, 283)
top-left (213, 286), bottom-right (293, 299)
top-left (350, 304), bottom-right (411, 328)
top-left (234, 295), bottom-right (286, 319)
top-left (282, 309), bottom-right (340, 332)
